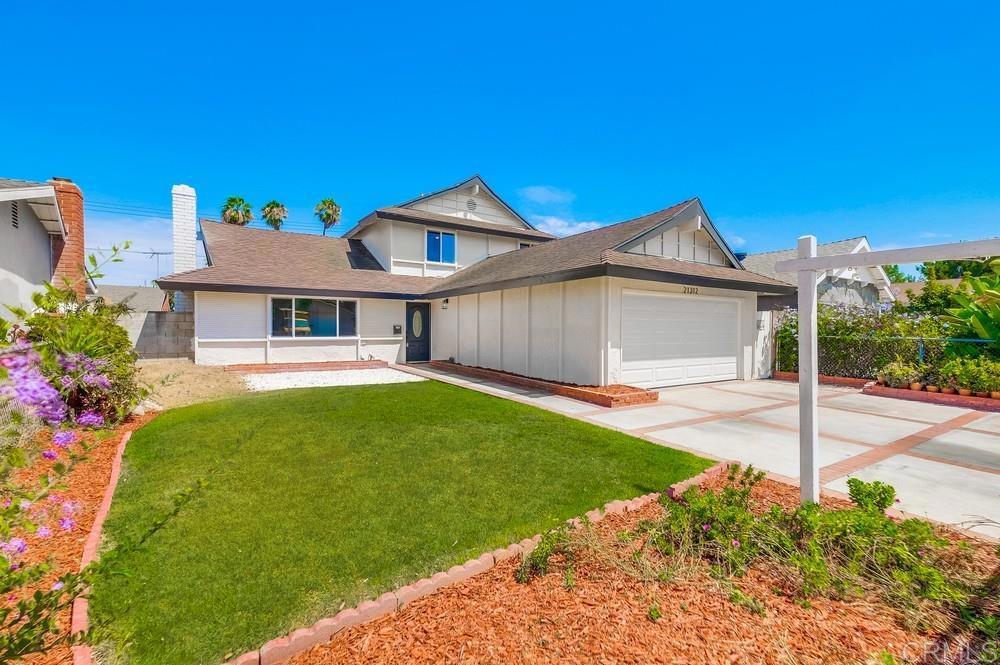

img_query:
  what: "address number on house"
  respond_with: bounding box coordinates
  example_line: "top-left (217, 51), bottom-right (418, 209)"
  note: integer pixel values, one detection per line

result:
top-left (683, 287), bottom-right (699, 295)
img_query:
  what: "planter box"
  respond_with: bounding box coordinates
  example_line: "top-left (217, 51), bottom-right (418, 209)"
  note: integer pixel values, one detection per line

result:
top-left (429, 361), bottom-right (658, 408)
top-left (862, 384), bottom-right (1000, 412)
top-left (772, 371), bottom-right (870, 389)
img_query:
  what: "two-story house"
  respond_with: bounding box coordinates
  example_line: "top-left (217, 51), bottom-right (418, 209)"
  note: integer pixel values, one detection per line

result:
top-left (158, 176), bottom-right (794, 388)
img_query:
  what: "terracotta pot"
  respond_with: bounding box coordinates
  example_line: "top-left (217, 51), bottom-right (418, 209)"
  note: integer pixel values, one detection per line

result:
top-left (942, 386), bottom-right (956, 395)
top-left (975, 391), bottom-right (990, 399)
top-left (959, 388), bottom-right (973, 397)
top-left (909, 382), bottom-right (924, 391)
top-left (926, 385), bottom-right (940, 393)
top-left (992, 391), bottom-right (1000, 400)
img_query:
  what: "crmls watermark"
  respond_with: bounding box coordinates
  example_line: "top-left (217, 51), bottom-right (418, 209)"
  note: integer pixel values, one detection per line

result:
top-left (889, 637), bottom-right (999, 664)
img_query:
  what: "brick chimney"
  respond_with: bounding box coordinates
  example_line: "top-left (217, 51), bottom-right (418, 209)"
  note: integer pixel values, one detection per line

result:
top-left (171, 184), bottom-right (197, 311)
top-left (49, 177), bottom-right (87, 299)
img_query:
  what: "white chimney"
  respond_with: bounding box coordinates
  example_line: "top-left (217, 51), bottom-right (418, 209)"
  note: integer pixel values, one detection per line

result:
top-left (171, 184), bottom-right (197, 311)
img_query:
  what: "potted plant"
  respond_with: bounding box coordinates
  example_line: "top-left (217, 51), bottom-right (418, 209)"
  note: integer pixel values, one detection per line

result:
top-left (971, 358), bottom-right (991, 399)
top-left (882, 359), bottom-right (920, 390)
top-left (955, 359), bottom-right (975, 397)
top-left (938, 359), bottom-right (961, 395)
top-left (924, 366), bottom-right (940, 393)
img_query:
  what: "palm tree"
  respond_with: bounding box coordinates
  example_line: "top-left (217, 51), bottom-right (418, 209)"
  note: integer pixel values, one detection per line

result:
top-left (314, 198), bottom-right (342, 236)
top-left (261, 200), bottom-right (288, 231)
top-left (221, 197), bottom-right (253, 226)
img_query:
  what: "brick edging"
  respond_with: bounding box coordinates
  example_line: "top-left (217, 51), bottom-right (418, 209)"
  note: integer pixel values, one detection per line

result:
top-left (427, 360), bottom-right (658, 408)
top-left (71, 430), bottom-right (133, 665)
top-left (862, 384), bottom-right (1000, 412)
top-left (221, 470), bottom-right (736, 665)
top-left (771, 371), bottom-right (871, 389)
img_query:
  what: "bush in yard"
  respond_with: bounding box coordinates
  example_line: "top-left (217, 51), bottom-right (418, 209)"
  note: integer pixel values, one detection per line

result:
top-left (880, 359), bottom-right (922, 388)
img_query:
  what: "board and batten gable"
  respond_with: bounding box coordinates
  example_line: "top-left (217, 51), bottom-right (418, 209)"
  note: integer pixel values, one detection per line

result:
top-left (405, 183), bottom-right (525, 228)
top-left (621, 201), bottom-right (735, 268)
top-left (430, 277), bottom-right (605, 386)
top-left (193, 292), bottom-right (406, 365)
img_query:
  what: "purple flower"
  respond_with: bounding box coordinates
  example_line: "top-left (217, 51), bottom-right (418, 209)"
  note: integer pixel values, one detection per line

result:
top-left (731, 539), bottom-right (741, 548)
top-left (42, 449), bottom-right (58, 460)
top-left (61, 501), bottom-right (79, 516)
top-left (76, 410), bottom-right (105, 428)
top-left (36, 526), bottom-right (52, 538)
top-left (1, 537), bottom-right (28, 555)
top-left (59, 517), bottom-right (75, 531)
top-left (52, 581), bottom-right (64, 591)
top-left (53, 431), bottom-right (77, 448)
top-left (702, 524), bottom-right (712, 532)
top-left (0, 348), bottom-right (68, 425)
top-left (60, 375), bottom-right (75, 388)
top-left (18, 500), bottom-right (31, 511)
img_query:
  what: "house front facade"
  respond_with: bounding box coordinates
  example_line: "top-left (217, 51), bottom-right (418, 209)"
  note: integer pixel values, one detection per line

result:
top-left (157, 176), bottom-right (794, 388)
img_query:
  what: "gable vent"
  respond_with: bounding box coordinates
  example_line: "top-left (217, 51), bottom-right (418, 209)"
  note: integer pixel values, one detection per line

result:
top-left (10, 201), bottom-right (18, 229)
top-left (465, 198), bottom-right (477, 211)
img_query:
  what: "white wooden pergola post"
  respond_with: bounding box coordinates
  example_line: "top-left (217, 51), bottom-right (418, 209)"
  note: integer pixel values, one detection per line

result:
top-left (775, 237), bottom-right (1000, 505)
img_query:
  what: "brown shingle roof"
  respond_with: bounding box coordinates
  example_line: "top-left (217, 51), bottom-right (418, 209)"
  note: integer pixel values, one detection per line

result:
top-left (157, 221), bottom-right (437, 298)
top-left (741, 237), bottom-right (868, 284)
top-left (344, 207), bottom-right (556, 242)
top-left (889, 278), bottom-right (964, 304)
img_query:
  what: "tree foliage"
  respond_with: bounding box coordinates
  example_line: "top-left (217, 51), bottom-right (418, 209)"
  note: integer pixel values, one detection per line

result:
top-left (918, 258), bottom-right (998, 279)
top-left (260, 200), bottom-right (287, 231)
top-left (314, 198), bottom-right (341, 236)
top-left (220, 197), bottom-right (253, 226)
top-left (882, 264), bottom-right (914, 283)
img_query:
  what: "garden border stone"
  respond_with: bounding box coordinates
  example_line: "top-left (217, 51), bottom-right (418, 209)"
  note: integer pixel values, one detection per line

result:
top-left (862, 383), bottom-right (1000, 412)
top-left (71, 430), bottom-right (133, 665)
top-left (221, 462), bottom-right (736, 665)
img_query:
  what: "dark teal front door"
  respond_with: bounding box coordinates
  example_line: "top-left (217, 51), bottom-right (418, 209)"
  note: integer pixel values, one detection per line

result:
top-left (406, 303), bottom-right (430, 362)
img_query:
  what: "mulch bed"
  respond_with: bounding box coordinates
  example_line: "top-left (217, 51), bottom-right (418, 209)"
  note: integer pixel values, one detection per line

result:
top-left (7, 414), bottom-right (155, 665)
top-left (290, 477), bottom-right (998, 665)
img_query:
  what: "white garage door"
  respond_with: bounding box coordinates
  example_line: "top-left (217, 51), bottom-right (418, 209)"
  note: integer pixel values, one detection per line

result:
top-left (621, 292), bottom-right (740, 388)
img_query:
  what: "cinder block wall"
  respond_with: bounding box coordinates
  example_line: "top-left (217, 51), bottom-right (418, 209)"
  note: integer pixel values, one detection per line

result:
top-left (129, 311), bottom-right (194, 359)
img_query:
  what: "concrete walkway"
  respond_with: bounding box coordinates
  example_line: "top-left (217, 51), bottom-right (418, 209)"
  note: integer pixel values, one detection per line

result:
top-left (399, 364), bottom-right (1000, 538)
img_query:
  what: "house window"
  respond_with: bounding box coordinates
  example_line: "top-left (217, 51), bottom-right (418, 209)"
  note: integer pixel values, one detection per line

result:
top-left (518, 242), bottom-right (531, 250)
top-left (270, 297), bottom-right (358, 338)
top-left (426, 230), bottom-right (456, 264)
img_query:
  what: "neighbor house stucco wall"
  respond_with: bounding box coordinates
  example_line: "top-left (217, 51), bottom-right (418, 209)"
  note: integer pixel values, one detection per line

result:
top-left (193, 292), bottom-right (406, 365)
top-left (0, 200), bottom-right (52, 312)
top-left (430, 277), bottom-right (605, 385)
top-left (605, 277), bottom-right (759, 385)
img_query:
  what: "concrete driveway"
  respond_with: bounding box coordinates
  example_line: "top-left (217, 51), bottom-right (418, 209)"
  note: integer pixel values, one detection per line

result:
top-left (403, 365), bottom-right (1000, 538)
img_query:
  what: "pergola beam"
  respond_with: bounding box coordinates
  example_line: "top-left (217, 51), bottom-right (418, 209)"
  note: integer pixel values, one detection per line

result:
top-left (775, 238), bottom-right (1000, 274)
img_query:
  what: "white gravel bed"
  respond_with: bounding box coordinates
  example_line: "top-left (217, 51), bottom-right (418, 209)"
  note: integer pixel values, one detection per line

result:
top-left (243, 368), bottom-right (426, 392)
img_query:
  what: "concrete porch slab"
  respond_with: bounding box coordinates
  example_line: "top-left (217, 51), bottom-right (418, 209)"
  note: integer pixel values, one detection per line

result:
top-left (749, 405), bottom-right (930, 446)
top-left (587, 404), bottom-right (710, 430)
top-left (657, 387), bottom-right (786, 413)
top-left (913, 429), bottom-right (1000, 471)
top-left (821, 392), bottom-right (971, 423)
top-left (647, 419), bottom-right (868, 479)
top-left (824, 455), bottom-right (1000, 537)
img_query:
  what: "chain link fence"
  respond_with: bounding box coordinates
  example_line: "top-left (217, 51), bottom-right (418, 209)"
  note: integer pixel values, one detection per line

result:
top-left (775, 335), bottom-right (996, 378)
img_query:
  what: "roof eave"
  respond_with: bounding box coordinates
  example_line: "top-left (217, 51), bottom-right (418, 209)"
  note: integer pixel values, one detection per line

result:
top-left (154, 279), bottom-right (426, 301)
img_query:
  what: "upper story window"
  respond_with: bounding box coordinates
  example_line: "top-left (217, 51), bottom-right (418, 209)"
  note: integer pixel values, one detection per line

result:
top-left (518, 242), bottom-right (532, 250)
top-left (426, 230), bottom-right (456, 264)
top-left (270, 297), bottom-right (357, 338)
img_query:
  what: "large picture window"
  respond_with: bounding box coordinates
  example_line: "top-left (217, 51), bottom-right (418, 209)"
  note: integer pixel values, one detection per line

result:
top-left (270, 298), bottom-right (358, 338)
top-left (426, 230), bottom-right (456, 264)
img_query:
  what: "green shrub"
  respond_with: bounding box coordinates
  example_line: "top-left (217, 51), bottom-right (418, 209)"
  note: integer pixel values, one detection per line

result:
top-left (846, 477), bottom-right (896, 511)
top-left (881, 359), bottom-right (922, 388)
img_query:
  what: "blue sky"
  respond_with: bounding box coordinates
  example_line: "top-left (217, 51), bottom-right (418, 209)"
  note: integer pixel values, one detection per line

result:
top-left (2, 2), bottom-right (998, 285)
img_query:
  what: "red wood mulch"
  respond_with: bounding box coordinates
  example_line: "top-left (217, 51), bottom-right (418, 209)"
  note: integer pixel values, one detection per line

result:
top-left (291, 477), bottom-right (998, 665)
top-left (6, 414), bottom-right (156, 665)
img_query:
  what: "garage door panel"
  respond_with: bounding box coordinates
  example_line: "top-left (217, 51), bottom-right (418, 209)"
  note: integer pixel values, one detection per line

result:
top-left (621, 292), bottom-right (739, 388)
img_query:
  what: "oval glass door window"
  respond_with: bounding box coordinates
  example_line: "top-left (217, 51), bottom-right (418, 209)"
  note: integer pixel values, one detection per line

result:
top-left (412, 310), bottom-right (423, 337)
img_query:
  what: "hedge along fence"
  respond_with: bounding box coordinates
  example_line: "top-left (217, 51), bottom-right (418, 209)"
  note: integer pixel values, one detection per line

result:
top-left (772, 306), bottom-right (997, 378)
top-left (775, 334), bottom-right (995, 378)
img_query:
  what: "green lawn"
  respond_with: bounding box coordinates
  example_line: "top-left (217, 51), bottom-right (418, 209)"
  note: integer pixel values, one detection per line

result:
top-left (91, 381), bottom-right (710, 664)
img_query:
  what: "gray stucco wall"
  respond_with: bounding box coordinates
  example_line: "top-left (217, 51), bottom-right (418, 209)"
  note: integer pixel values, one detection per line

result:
top-left (0, 201), bottom-right (52, 312)
top-left (758, 277), bottom-right (881, 311)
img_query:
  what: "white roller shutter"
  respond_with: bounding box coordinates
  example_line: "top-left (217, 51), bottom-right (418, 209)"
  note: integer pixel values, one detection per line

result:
top-left (621, 291), bottom-right (739, 388)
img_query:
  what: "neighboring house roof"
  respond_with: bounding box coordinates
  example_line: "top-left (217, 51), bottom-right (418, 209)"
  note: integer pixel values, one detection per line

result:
top-left (96, 285), bottom-right (168, 312)
top-left (889, 278), bottom-right (964, 304)
top-left (159, 200), bottom-right (795, 299)
top-left (424, 199), bottom-right (794, 298)
top-left (0, 177), bottom-right (46, 190)
top-left (742, 236), bottom-right (894, 301)
top-left (157, 221), bottom-right (437, 298)
top-left (347, 207), bottom-right (555, 242)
